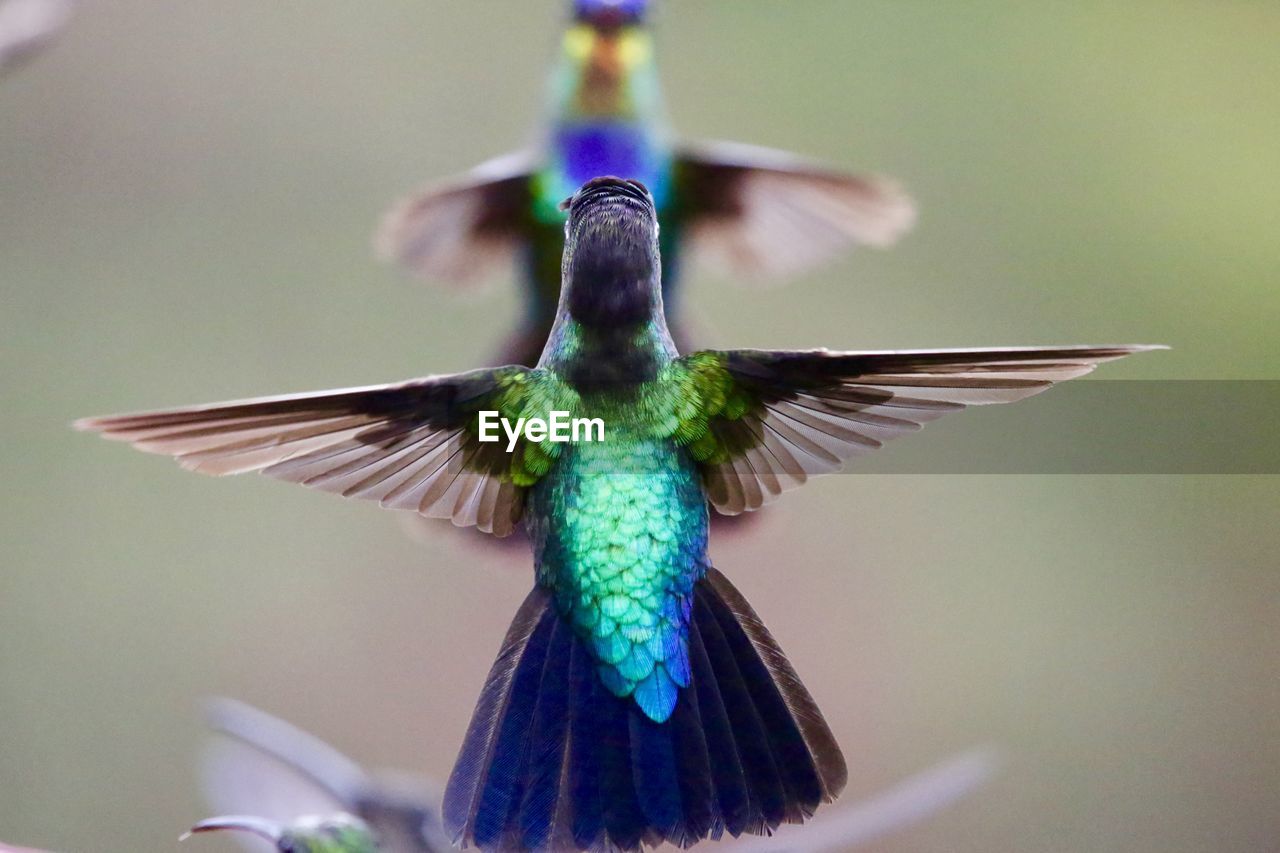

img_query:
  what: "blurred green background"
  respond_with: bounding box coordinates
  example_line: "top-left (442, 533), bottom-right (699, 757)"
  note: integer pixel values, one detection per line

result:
top-left (2, 1), bottom-right (1277, 851)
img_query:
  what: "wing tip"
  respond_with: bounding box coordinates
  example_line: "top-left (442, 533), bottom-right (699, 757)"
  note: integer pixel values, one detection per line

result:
top-left (73, 414), bottom-right (148, 442)
top-left (373, 191), bottom-right (424, 266)
top-left (1075, 343), bottom-right (1169, 363)
top-left (849, 174), bottom-right (919, 248)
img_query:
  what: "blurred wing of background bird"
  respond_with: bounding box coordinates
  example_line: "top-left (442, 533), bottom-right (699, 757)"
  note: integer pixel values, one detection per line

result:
top-left (375, 152), bottom-right (534, 287)
top-left (722, 747), bottom-right (1001, 852)
top-left (672, 140), bottom-right (917, 281)
top-left (0, 0), bottom-right (73, 73)
top-left (201, 698), bottom-right (451, 853)
top-left (376, 142), bottom-right (915, 289)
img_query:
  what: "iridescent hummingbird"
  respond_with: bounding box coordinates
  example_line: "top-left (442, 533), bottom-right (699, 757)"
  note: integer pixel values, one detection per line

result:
top-left (196, 700), bottom-right (998, 853)
top-left (377, 0), bottom-right (916, 367)
top-left (79, 178), bottom-right (1159, 851)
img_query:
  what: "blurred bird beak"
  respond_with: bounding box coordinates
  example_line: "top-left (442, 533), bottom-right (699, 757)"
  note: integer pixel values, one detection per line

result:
top-left (182, 816), bottom-right (283, 844)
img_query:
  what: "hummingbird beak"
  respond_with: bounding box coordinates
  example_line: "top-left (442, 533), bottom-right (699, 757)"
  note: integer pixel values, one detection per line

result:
top-left (182, 815), bottom-right (284, 845)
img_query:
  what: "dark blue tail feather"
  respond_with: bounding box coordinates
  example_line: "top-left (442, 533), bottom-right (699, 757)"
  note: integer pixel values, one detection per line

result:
top-left (568, 641), bottom-right (605, 851)
top-left (692, 591), bottom-right (788, 831)
top-left (630, 706), bottom-right (685, 843)
top-left (687, 616), bottom-right (750, 838)
top-left (516, 616), bottom-right (574, 849)
top-left (472, 607), bottom-right (556, 848)
top-left (444, 588), bottom-right (553, 845)
top-left (598, 672), bottom-right (648, 850)
top-left (701, 582), bottom-right (827, 821)
top-left (666, 670), bottom-right (717, 843)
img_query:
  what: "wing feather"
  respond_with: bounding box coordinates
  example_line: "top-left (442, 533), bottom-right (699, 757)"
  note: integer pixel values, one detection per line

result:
top-left (75, 368), bottom-right (553, 537)
top-left (675, 141), bottom-right (917, 281)
top-left (376, 151), bottom-right (534, 284)
top-left (678, 345), bottom-right (1163, 514)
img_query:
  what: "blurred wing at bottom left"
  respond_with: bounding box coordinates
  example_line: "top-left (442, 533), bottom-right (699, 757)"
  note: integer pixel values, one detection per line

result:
top-left (197, 698), bottom-right (450, 853)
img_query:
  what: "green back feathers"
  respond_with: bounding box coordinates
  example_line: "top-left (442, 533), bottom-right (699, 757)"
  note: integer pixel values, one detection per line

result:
top-left (472, 369), bottom-right (580, 487)
top-left (659, 352), bottom-right (756, 463)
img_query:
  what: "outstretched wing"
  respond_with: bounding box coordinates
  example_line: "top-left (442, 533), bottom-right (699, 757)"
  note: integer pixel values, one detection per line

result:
top-left (376, 150), bottom-right (534, 284)
top-left (674, 140), bottom-right (917, 280)
top-left (666, 345), bottom-right (1162, 514)
top-left (75, 367), bottom-right (571, 537)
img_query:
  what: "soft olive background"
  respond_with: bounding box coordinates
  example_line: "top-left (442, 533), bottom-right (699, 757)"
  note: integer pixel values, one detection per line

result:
top-left (2, 2), bottom-right (1277, 851)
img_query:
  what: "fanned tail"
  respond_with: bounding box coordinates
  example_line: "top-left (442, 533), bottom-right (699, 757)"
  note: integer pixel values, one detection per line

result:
top-left (444, 570), bottom-right (846, 851)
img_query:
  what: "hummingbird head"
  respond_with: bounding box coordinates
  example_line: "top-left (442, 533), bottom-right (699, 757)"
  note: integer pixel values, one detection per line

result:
top-left (561, 0), bottom-right (655, 117)
top-left (183, 813), bottom-right (378, 853)
top-left (559, 177), bottom-right (661, 327)
top-left (574, 0), bottom-right (649, 28)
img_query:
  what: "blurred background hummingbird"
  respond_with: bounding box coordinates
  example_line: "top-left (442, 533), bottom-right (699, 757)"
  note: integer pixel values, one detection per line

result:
top-left (377, 0), bottom-right (917, 367)
top-left (198, 698), bottom-right (451, 853)
top-left (184, 814), bottom-right (378, 853)
top-left (79, 177), bottom-right (1157, 851)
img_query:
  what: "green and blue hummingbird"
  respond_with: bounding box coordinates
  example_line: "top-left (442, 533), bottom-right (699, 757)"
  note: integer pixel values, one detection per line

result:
top-left (80, 178), bottom-right (1159, 851)
top-left (378, 0), bottom-right (916, 366)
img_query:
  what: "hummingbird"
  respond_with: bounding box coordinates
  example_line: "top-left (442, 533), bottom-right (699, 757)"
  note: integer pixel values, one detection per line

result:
top-left (197, 700), bottom-right (997, 853)
top-left (78, 178), bottom-right (1160, 851)
top-left (199, 698), bottom-right (451, 853)
top-left (184, 814), bottom-right (378, 853)
top-left (377, 0), bottom-right (917, 367)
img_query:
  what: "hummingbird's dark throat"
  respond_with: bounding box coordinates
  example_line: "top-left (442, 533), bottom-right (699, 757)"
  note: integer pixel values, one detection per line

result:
top-left (563, 205), bottom-right (659, 328)
top-left (564, 176), bottom-right (653, 218)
